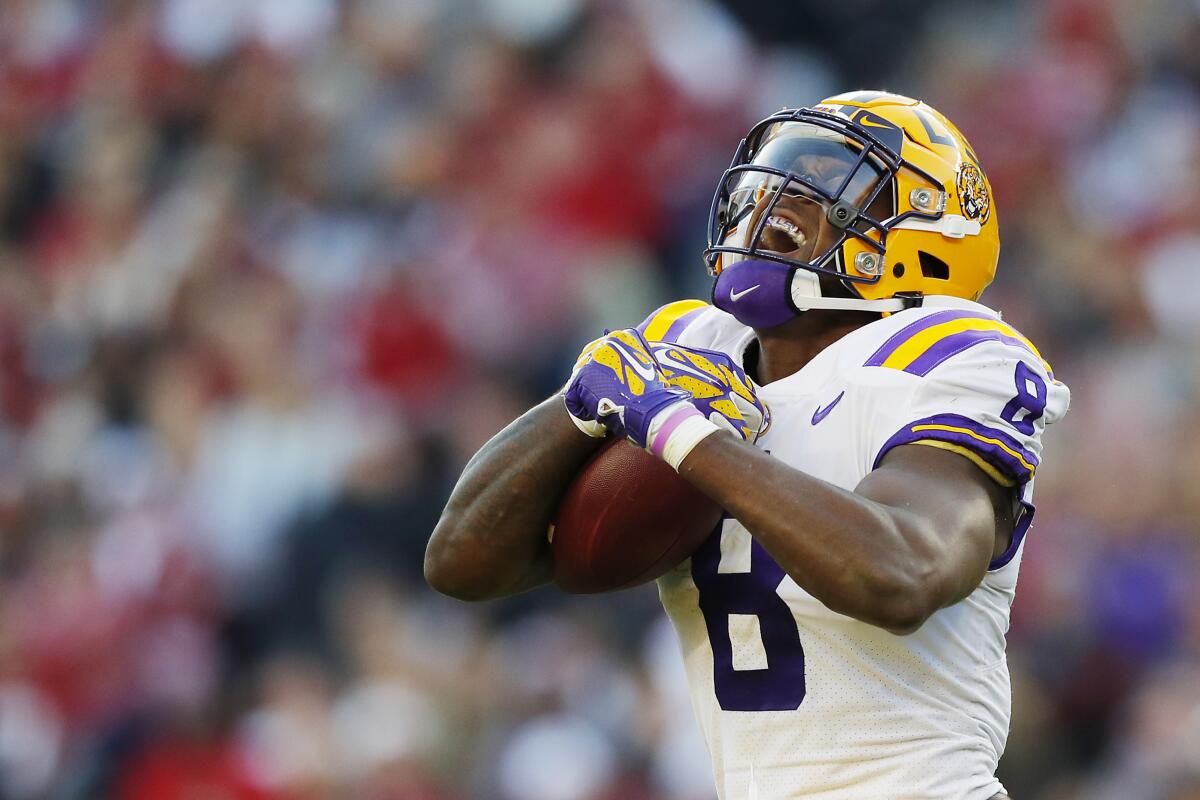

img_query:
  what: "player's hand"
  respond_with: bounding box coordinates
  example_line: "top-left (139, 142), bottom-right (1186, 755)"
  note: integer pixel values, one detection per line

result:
top-left (649, 342), bottom-right (770, 443)
top-left (563, 328), bottom-right (686, 443)
top-left (563, 329), bottom-right (723, 470)
top-left (562, 334), bottom-right (612, 438)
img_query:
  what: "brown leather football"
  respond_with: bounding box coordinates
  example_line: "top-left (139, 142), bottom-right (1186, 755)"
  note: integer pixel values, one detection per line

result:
top-left (551, 438), bottom-right (723, 593)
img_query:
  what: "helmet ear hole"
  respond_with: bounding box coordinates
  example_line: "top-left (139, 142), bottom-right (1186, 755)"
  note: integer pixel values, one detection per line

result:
top-left (918, 251), bottom-right (950, 280)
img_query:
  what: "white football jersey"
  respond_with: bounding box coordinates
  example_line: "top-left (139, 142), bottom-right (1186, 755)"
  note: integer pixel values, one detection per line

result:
top-left (639, 295), bottom-right (1070, 800)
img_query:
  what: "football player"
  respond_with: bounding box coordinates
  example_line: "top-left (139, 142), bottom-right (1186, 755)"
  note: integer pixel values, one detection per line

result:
top-left (425, 91), bottom-right (1069, 799)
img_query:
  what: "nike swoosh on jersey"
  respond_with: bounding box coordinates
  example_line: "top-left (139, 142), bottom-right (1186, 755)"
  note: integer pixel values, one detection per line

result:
top-left (811, 391), bottom-right (845, 424)
top-left (729, 284), bottom-right (760, 302)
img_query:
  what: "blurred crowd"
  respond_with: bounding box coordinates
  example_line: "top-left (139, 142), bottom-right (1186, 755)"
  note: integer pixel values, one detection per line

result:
top-left (0, 0), bottom-right (1199, 798)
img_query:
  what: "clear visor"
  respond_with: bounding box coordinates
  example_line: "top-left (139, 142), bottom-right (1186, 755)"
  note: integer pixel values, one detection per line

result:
top-left (725, 121), bottom-right (889, 227)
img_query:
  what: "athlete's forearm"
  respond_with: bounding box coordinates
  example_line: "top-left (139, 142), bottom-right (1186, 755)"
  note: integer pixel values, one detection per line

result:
top-left (678, 432), bottom-right (974, 633)
top-left (425, 395), bottom-right (604, 600)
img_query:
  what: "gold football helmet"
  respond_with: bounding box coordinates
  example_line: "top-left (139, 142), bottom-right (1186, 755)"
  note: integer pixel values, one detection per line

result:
top-left (706, 91), bottom-right (1000, 313)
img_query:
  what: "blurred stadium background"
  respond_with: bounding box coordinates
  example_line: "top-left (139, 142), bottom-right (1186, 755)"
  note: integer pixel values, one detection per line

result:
top-left (0, 0), bottom-right (1198, 798)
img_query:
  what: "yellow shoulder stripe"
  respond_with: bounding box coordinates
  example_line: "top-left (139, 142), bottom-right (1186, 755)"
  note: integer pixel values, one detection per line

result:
top-left (641, 299), bottom-right (708, 342)
top-left (876, 316), bottom-right (1054, 378)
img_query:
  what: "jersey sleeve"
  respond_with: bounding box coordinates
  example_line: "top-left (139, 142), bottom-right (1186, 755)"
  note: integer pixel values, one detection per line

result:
top-left (869, 321), bottom-right (1070, 489)
top-left (637, 300), bottom-right (709, 344)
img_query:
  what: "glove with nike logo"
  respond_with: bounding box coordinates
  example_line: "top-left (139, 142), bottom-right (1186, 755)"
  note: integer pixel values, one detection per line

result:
top-left (649, 342), bottom-right (770, 443)
top-left (563, 329), bottom-right (729, 470)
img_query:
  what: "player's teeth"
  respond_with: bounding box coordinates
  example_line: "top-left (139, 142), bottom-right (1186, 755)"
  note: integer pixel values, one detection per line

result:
top-left (765, 215), bottom-right (807, 247)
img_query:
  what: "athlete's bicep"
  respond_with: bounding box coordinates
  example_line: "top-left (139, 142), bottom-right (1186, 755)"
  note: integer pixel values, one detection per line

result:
top-left (855, 443), bottom-right (1016, 605)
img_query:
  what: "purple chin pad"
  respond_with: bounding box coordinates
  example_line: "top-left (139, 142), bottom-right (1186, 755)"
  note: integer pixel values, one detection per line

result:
top-left (711, 259), bottom-right (798, 330)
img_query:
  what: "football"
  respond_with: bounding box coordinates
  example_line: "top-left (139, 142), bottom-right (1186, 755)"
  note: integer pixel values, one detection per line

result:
top-left (551, 438), bottom-right (723, 593)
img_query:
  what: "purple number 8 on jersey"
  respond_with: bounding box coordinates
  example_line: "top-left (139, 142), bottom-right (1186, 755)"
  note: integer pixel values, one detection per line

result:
top-left (692, 518), bottom-right (807, 711)
top-left (1001, 362), bottom-right (1048, 436)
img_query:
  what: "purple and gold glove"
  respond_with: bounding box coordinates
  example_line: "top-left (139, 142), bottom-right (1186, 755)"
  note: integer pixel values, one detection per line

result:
top-left (563, 329), bottom-right (727, 470)
top-left (649, 342), bottom-right (770, 443)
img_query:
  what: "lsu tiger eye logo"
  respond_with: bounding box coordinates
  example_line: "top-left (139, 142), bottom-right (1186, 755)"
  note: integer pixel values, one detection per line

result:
top-left (956, 163), bottom-right (990, 224)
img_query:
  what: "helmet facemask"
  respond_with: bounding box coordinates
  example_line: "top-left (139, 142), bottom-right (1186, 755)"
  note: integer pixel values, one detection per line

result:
top-left (706, 109), bottom-right (946, 317)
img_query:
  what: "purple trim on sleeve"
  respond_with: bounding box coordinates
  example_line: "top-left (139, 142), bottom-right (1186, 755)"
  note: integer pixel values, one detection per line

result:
top-left (872, 413), bottom-right (1039, 484)
top-left (661, 306), bottom-right (706, 344)
top-left (990, 500), bottom-right (1035, 570)
top-left (864, 310), bottom-right (988, 367)
top-left (903, 328), bottom-right (1038, 377)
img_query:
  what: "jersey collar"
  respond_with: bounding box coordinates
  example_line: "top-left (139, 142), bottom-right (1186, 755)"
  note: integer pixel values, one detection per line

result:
top-left (917, 295), bottom-right (1003, 320)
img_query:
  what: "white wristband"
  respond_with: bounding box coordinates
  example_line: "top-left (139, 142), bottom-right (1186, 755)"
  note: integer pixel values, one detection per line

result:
top-left (646, 401), bottom-right (722, 471)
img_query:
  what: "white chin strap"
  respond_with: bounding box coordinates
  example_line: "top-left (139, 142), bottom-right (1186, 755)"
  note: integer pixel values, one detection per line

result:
top-left (790, 269), bottom-right (908, 313)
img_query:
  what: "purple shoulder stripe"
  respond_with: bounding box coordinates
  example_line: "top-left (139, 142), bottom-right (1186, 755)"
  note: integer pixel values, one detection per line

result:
top-left (637, 302), bottom-right (707, 344)
top-left (662, 306), bottom-right (706, 344)
top-left (905, 328), bottom-right (1035, 377)
top-left (864, 309), bottom-right (986, 367)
